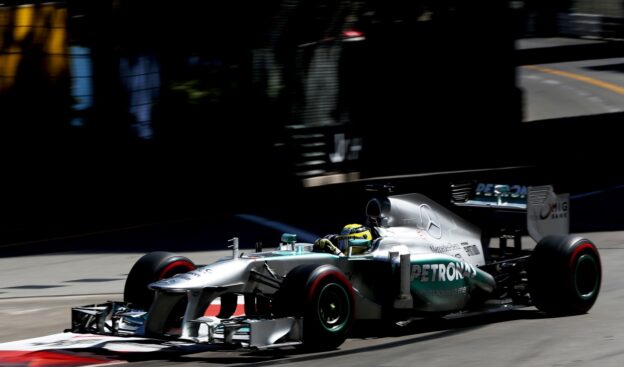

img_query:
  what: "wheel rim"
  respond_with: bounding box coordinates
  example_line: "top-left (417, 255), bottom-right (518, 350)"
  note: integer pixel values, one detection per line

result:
top-left (317, 282), bottom-right (350, 332)
top-left (574, 254), bottom-right (599, 300)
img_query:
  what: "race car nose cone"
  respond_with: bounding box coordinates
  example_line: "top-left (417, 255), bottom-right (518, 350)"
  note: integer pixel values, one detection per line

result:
top-left (149, 258), bottom-right (252, 291)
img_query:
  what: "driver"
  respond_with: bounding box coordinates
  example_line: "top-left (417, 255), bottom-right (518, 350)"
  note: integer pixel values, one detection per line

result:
top-left (313, 223), bottom-right (373, 256)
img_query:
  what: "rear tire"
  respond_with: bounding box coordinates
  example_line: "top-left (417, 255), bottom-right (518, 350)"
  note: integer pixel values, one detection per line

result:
top-left (123, 252), bottom-right (196, 311)
top-left (274, 264), bottom-right (355, 350)
top-left (528, 235), bottom-right (601, 315)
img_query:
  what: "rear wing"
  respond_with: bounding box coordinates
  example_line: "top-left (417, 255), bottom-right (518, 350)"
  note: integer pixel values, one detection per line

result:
top-left (451, 182), bottom-right (528, 210)
top-left (451, 182), bottom-right (569, 241)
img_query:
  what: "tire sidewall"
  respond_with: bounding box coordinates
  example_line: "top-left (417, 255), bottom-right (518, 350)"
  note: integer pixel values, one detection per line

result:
top-left (566, 241), bottom-right (601, 311)
top-left (303, 266), bottom-right (355, 347)
top-left (123, 252), bottom-right (195, 310)
top-left (275, 264), bottom-right (355, 350)
top-left (529, 235), bottom-right (601, 314)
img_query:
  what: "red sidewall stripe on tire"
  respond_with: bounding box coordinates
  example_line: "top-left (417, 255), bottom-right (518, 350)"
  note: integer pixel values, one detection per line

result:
top-left (306, 270), bottom-right (355, 305)
top-left (158, 261), bottom-right (195, 279)
top-left (569, 243), bottom-right (598, 270)
top-left (306, 269), bottom-right (355, 334)
top-left (568, 242), bottom-right (600, 296)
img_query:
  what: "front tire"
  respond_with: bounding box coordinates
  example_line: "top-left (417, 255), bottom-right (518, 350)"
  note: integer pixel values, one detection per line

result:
top-left (528, 235), bottom-right (601, 315)
top-left (123, 252), bottom-right (196, 311)
top-left (274, 264), bottom-right (355, 350)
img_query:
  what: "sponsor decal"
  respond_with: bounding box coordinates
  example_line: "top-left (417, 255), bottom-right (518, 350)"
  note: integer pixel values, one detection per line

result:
top-left (0, 333), bottom-right (166, 353)
top-left (432, 243), bottom-right (481, 257)
top-left (476, 183), bottom-right (528, 198)
top-left (29, 336), bottom-right (114, 348)
top-left (420, 286), bottom-right (468, 297)
top-left (419, 204), bottom-right (442, 239)
top-left (527, 187), bottom-right (569, 240)
top-left (463, 244), bottom-right (481, 256)
top-left (539, 199), bottom-right (568, 220)
top-left (465, 183), bottom-right (528, 208)
top-left (0, 331), bottom-right (219, 362)
top-left (410, 262), bottom-right (477, 283)
top-left (429, 243), bottom-right (461, 254)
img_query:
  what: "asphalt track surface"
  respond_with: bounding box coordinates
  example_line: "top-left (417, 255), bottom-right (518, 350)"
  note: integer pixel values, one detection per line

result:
top-left (1, 216), bottom-right (623, 367)
top-left (520, 57), bottom-right (624, 122)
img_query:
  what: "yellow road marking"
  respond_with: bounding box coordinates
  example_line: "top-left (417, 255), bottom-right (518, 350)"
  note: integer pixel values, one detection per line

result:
top-left (524, 65), bottom-right (624, 96)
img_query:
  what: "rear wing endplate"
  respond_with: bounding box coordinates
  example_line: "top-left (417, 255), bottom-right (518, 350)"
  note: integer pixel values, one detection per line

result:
top-left (527, 185), bottom-right (569, 242)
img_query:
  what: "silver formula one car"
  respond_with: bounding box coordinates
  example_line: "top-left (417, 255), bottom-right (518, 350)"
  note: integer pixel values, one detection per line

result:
top-left (70, 185), bottom-right (602, 350)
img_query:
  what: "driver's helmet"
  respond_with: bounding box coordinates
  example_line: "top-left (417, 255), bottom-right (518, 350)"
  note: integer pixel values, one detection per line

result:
top-left (340, 223), bottom-right (372, 240)
top-left (340, 224), bottom-right (373, 254)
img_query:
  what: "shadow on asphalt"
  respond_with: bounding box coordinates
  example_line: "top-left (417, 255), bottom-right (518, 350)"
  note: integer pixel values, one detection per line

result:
top-left (134, 309), bottom-right (550, 366)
